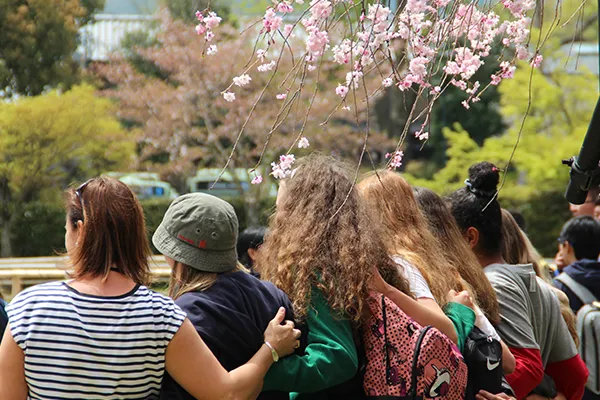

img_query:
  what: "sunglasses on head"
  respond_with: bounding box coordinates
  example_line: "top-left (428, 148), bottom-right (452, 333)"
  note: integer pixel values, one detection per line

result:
top-left (75, 179), bottom-right (94, 217)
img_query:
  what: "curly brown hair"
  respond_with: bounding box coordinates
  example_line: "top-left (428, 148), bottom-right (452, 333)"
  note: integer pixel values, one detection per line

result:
top-left (257, 154), bottom-right (411, 322)
top-left (358, 171), bottom-right (463, 308)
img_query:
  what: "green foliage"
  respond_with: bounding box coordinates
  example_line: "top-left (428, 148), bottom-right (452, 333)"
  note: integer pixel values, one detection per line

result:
top-left (406, 49), bottom-right (598, 256)
top-left (10, 202), bottom-right (66, 257)
top-left (428, 45), bottom-right (506, 168)
top-left (0, 0), bottom-right (103, 96)
top-left (6, 196), bottom-right (276, 257)
top-left (120, 29), bottom-right (166, 79)
top-left (0, 84), bottom-right (134, 256)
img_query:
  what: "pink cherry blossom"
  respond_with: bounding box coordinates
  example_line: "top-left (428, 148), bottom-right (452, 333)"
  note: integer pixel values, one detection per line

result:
top-left (195, 11), bottom-right (203, 21)
top-left (263, 8), bottom-right (283, 33)
top-left (336, 84), bottom-right (348, 97)
top-left (206, 45), bottom-right (217, 55)
top-left (386, 151), bottom-right (404, 170)
top-left (205, 31), bottom-right (215, 41)
top-left (283, 24), bottom-right (294, 37)
top-left (345, 71), bottom-right (363, 89)
top-left (251, 175), bottom-right (263, 185)
top-left (382, 78), bottom-right (394, 87)
top-left (531, 54), bottom-right (543, 68)
top-left (342, 106), bottom-right (351, 111)
top-left (500, 61), bottom-right (516, 79)
top-left (223, 92), bottom-right (236, 102)
top-left (415, 129), bottom-right (429, 141)
top-left (409, 56), bottom-right (429, 78)
top-left (271, 154), bottom-right (296, 179)
top-left (276, 93), bottom-right (287, 100)
top-left (256, 49), bottom-right (267, 61)
top-left (277, 2), bottom-right (294, 13)
top-left (195, 24), bottom-right (207, 35)
top-left (309, 0), bottom-right (333, 21)
top-left (204, 12), bottom-right (222, 29)
top-left (233, 74), bottom-right (252, 87)
top-left (461, 100), bottom-right (470, 109)
top-left (332, 39), bottom-right (352, 64)
top-left (306, 27), bottom-right (330, 58)
top-left (491, 74), bottom-right (502, 85)
top-left (258, 61), bottom-right (276, 72)
top-left (298, 137), bottom-right (310, 148)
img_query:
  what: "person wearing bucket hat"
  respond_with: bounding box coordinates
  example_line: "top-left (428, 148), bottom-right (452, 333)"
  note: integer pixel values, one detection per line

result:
top-left (155, 193), bottom-right (300, 400)
top-left (0, 177), bottom-right (301, 400)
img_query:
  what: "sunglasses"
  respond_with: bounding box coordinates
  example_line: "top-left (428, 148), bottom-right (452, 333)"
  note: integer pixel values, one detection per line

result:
top-left (75, 179), bottom-right (94, 219)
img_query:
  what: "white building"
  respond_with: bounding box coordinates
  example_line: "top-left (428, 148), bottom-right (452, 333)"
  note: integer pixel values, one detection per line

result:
top-left (76, 0), bottom-right (158, 63)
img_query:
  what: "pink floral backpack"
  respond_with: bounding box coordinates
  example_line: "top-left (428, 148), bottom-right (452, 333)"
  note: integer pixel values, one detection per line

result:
top-left (363, 292), bottom-right (468, 400)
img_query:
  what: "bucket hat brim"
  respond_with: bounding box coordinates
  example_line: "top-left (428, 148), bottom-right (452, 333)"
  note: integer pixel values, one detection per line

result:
top-left (152, 223), bottom-right (237, 273)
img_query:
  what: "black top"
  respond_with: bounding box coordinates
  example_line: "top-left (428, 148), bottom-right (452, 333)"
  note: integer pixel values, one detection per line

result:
top-left (0, 299), bottom-right (7, 343)
top-left (160, 271), bottom-right (294, 400)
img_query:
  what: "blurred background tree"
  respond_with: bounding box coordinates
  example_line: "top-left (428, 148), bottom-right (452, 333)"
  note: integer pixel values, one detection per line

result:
top-left (0, 0), bottom-right (105, 97)
top-left (0, 85), bottom-right (134, 256)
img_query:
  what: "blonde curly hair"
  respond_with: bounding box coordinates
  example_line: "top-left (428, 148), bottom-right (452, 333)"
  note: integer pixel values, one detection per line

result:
top-left (358, 171), bottom-right (464, 308)
top-left (257, 154), bottom-right (411, 322)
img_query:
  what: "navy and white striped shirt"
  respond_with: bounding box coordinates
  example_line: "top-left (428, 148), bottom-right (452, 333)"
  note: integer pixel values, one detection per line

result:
top-left (6, 281), bottom-right (186, 400)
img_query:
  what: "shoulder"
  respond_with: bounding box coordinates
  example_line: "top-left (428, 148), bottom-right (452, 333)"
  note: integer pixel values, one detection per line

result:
top-left (7, 281), bottom-right (65, 311)
top-left (138, 286), bottom-right (187, 320)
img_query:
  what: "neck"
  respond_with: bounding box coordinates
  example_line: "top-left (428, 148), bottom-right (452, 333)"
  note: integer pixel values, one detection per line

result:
top-left (476, 253), bottom-right (505, 269)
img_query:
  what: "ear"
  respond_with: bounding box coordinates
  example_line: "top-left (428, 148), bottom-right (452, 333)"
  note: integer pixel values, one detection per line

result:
top-left (247, 248), bottom-right (258, 261)
top-left (76, 220), bottom-right (84, 240)
top-left (466, 227), bottom-right (480, 250)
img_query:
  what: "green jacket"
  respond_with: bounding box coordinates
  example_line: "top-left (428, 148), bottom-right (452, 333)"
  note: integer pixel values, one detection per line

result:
top-left (444, 301), bottom-right (476, 352)
top-left (263, 289), bottom-right (359, 399)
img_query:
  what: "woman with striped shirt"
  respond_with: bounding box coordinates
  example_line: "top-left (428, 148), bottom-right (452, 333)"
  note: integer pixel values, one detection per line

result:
top-left (0, 177), bottom-right (300, 400)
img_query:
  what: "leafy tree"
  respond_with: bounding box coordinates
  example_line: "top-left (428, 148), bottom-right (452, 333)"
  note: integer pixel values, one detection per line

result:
top-left (406, 60), bottom-right (597, 255)
top-left (94, 16), bottom-right (394, 225)
top-left (0, 0), bottom-right (105, 97)
top-left (0, 85), bottom-right (134, 256)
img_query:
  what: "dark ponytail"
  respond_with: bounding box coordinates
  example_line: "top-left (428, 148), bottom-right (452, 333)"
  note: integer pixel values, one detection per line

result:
top-left (447, 162), bottom-right (503, 256)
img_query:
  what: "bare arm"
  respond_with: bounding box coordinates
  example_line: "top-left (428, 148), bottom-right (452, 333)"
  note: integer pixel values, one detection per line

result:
top-left (371, 267), bottom-right (458, 343)
top-left (166, 307), bottom-right (300, 400)
top-left (0, 325), bottom-right (28, 400)
top-left (500, 340), bottom-right (516, 374)
top-left (381, 287), bottom-right (458, 344)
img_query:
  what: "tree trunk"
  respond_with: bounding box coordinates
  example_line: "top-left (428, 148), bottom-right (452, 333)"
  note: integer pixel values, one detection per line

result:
top-left (0, 217), bottom-right (13, 257)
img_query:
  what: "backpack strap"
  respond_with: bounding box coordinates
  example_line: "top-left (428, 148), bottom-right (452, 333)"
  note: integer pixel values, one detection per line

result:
top-left (556, 273), bottom-right (597, 305)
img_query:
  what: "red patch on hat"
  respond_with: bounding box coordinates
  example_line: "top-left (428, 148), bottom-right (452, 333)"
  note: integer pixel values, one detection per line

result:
top-left (199, 240), bottom-right (207, 248)
top-left (178, 234), bottom-right (195, 246)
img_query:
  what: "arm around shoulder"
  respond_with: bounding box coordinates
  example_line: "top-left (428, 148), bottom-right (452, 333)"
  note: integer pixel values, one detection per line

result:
top-left (263, 292), bottom-right (359, 393)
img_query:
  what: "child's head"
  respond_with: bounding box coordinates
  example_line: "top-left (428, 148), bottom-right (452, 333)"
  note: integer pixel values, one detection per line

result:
top-left (259, 154), bottom-right (411, 321)
top-left (358, 171), bottom-right (460, 307)
top-left (237, 226), bottom-right (267, 269)
top-left (152, 193), bottom-right (242, 299)
top-left (447, 162), bottom-right (503, 262)
top-left (557, 216), bottom-right (600, 265)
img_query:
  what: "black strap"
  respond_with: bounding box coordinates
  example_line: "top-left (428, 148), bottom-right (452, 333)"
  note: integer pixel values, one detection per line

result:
top-left (382, 294), bottom-right (391, 385)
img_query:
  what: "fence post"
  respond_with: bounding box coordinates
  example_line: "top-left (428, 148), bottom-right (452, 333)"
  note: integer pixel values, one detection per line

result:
top-left (12, 275), bottom-right (22, 298)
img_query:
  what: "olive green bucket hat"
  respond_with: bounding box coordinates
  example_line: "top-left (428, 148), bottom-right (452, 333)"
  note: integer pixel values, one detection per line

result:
top-left (152, 193), bottom-right (239, 273)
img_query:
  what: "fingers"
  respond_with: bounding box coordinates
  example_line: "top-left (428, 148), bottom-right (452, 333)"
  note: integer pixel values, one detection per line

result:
top-left (272, 307), bottom-right (286, 325)
top-left (294, 340), bottom-right (300, 349)
top-left (293, 328), bottom-right (301, 339)
top-left (476, 390), bottom-right (512, 400)
top-left (448, 289), bottom-right (457, 297)
top-left (284, 320), bottom-right (295, 329)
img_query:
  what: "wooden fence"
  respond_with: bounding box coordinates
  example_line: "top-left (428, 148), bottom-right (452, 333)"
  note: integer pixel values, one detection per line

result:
top-left (0, 256), bottom-right (172, 298)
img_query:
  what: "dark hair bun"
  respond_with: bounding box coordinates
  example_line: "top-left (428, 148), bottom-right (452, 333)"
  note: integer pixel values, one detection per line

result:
top-left (467, 162), bottom-right (500, 195)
